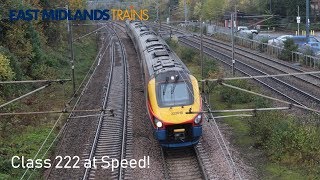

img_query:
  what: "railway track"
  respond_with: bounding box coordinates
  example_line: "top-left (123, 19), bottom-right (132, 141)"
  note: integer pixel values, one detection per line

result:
top-left (180, 38), bottom-right (320, 107)
top-left (151, 23), bottom-right (320, 110)
top-left (82, 25), bottom-right (129, 180)
top-left (161, 147), bottom-right (207, 180)
top-left (156, 23), bottom-right (320, 83)
top-left (190, 35), bottom-right (320, 88)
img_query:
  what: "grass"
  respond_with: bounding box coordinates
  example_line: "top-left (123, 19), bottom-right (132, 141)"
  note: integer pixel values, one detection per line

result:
top-left (0, 125), bottom-right (55, 179)
top-left (264, 164), bottom-right (306, 180)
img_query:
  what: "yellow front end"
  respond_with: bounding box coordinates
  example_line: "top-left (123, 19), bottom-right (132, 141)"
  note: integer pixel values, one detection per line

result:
top-left (147, 75), bottom-right (201, 125)
top-left (147, 75), bottom-right (202, 147)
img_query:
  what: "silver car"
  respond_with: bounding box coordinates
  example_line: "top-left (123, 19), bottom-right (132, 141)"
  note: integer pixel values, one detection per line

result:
top-left (268, 35), bottom-right (293, 47)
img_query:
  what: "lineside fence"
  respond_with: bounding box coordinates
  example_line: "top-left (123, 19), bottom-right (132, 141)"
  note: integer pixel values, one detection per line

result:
top-left (210, 31), bottom-right (320, 69)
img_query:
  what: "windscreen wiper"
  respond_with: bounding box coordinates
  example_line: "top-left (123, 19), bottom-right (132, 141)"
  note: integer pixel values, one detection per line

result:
top-left (162, 77), bottom-right (169, 96)
top-left (171, 75), bottom-right (180, 95)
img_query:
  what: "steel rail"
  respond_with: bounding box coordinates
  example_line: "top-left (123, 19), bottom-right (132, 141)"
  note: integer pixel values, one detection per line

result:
top-left (82, 42), bottom-right (115, 180)
top-left (180, 38), bottom-right (320, 107)
top-left (178, 38), bottom-right (305, 107)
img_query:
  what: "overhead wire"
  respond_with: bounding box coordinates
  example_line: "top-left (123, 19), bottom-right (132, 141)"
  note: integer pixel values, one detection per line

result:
top-left (0, 84), bottom-right (51, 109)
top-left (21, 31), bottom-right (113, 180)
top-left (175, 70), bottom-right (242, 179)
top-left (148, 21), bottom-right (243, 178)
top-left (199, 71), bottom-right (320, 82)
top-left (0, 79), bottom-right (71, 84)
top-left (221, 82), bottom-right (320, 113)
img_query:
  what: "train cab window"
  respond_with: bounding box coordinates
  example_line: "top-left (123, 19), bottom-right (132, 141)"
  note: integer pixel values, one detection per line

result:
top-left (158, 82), bottom-right (194, 107)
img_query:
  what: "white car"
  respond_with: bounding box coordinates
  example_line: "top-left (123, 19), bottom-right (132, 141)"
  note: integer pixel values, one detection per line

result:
top-left (237, 26), bottom-right (258, 34)
top-left (268, 35), bottom-right (293, 47)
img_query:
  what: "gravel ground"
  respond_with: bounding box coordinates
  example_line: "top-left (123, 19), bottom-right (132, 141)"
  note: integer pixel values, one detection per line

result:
top-left (44, 31), bottom-right (112, 179)
top-left (120, 29), bottom-right (165, 180)
top-left (198, 121), bottom-right (257, 180)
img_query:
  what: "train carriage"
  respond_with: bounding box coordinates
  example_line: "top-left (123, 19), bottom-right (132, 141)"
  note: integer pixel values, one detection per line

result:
top-left (125, 20), bottom-right (202, 148)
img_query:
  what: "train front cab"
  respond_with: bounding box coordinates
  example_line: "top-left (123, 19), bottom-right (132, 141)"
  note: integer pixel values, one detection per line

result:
top-left (147, 73), bottom-right (203, 148)
top-left (155, 121), bottom-right (202, 148)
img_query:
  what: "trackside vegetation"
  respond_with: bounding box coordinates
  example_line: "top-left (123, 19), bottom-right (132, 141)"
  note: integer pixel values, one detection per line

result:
top-left (0, 0), bottom-right (97, 179)
top-left (167, 38), bottom-right (320, 179)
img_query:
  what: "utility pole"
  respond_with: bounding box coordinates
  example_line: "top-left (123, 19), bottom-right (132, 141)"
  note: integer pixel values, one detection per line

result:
top-left (156, 0), bottom-right (159, 23)
top-left (234, 6), bottom-right (237, 29)
top-left (67, 5), bottom-right (76, 95)
top-left (200, 17), bottom-right (204, 93)
top-left (169, 6), bottom-right (172, 38)
top-left (159, 5), bottom-right (162, 34)
top-left (269, 0), bottom-right (272, 12)
top-left (297, 5), bottom-right (300, 35)
top-left (231, 13), bottom-right (235, 76)
top-left (184, 0), bottom-right (187, 23)
top-left (306, 0), bottom-right (310, 42)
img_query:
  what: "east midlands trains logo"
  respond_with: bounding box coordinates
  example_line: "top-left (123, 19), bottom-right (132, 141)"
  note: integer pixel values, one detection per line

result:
top-left (9, 6), bottom-right (149, 21)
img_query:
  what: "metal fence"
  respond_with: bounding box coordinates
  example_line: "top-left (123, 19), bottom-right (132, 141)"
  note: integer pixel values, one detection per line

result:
top-left (211, 32), bottom-right (320, 69)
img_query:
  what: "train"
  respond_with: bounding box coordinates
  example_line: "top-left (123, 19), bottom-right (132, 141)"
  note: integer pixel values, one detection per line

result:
top-left (125, 20), bottom-right (202, 148)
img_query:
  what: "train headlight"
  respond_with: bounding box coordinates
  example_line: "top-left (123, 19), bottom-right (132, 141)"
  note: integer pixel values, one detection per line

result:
top-left (154, 118), bottom-right (163, 128)
top-left (194, 114), bottom-right (202, 124)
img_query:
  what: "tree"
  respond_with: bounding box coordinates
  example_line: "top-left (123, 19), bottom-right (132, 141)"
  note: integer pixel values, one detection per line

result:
top-left (279, 38), bottom-right (298, 61)
top-left (202, 0), bottom-right (226, 21)
top-left (0, 53), bottom-right (14, 81)
top-left (193, 2), bottom-right (202, 19)
top-left (69, 0), bottom-right (85, 10)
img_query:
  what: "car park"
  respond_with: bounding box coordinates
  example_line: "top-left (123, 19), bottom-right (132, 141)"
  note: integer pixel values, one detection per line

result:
top-left (237, 26), bottom-right (259, 34)
top-left (267, 35), bottom-right (293, 47)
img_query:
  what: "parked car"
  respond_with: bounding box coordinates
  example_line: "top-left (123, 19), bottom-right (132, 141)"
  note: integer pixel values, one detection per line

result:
top-left (291, 36), bottom-right (320, 54)
top-left (237, 26), bottom-right (258, 34)
top-left (267, 35), bottom-right (293, 47)
top-left (291, 36), bottom-right (319, 45)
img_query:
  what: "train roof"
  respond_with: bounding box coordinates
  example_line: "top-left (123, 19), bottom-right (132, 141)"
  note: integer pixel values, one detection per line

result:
top-left (126, 20), bottom-right (189, 77)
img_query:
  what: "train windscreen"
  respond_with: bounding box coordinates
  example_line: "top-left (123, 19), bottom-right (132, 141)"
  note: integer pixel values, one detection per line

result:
top-left (157, 82), bottom-right (194, 107)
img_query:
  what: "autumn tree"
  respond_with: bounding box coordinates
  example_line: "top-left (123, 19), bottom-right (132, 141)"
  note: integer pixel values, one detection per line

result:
top-left (0, 53), bottom-right (14, 81)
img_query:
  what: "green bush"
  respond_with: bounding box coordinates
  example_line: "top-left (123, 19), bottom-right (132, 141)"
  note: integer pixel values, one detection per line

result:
top-left (250, 112), bottom-right (320, 168)
top-left (279, 38), bottom-right (298, 61)
top-left (203, 58), bottom-right (218, 78)
top-left (179, 47), bottom-right (197, 63)
top-left (220, 80), bottom-right (255, 105)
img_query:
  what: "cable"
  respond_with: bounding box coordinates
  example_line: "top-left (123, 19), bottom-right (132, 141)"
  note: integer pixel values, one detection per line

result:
top-left (0, 84), bottom-right (50, 109)
top-left (21, 31), bottom-right (112, 180)
top-left (199, 71), bottom-right (320, 82)
top-left (66, 35), bottom-right (112, 105)
top-left (133, 20), bottom-right (243, 179)
top-left (213, 114), bottom-right (253, 119)
top-left (148, 19), bottom-right (242, 177)
top-left (0, 109), bottom-right (101, 116)
top-left (175, 70), bottom-right (242, 179)
top-left (181, 73), bottom-right (242, 179)
top-left (222, 82), bottom-right (320, 113)
top-left (204, 100), bottom-right (243, 180)
top-left (20, 113), bottom-right (64, 180)
top-left (73, 25), bottom-right (108, 42)
top-left (0, 79), bottom-right (71, 84)
top-left (203, 112), bottom-right (238, 178)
